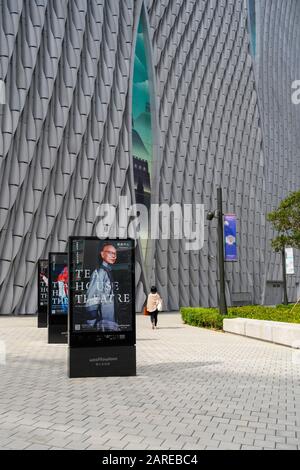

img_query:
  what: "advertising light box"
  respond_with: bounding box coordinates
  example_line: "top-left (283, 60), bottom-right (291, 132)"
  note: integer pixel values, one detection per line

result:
top-left (37, 259), bottom-right (48, 328)
top-left (48, 252), bottom-right (68, 343)
top-left (68, 238), bottom-right (136, 348)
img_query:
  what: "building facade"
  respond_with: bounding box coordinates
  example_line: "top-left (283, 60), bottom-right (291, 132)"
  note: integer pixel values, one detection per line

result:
top-left (0, 0), bottom-right (299, 314)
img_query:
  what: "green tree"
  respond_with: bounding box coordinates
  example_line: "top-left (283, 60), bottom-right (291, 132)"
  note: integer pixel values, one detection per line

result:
top-left (267, 190), bottom-right (300, 304)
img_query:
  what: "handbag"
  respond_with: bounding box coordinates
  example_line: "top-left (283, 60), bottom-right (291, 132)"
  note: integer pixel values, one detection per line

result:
top-left (157, 300), bottom-right (162, 312)
top-left (143, 306), bottom-right (149, 315)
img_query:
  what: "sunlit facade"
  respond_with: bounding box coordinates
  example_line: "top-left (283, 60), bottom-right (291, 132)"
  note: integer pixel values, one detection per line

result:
top-left (0, 0), bottom-right (299, 314)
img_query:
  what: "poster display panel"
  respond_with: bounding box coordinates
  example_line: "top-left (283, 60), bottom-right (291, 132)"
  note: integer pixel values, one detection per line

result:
top-left (68, 238), bottom-right (136, 348)
top-left (48, 252), bottom-right (68, 343)
top-left (37, 259), bottom-right (48, 328)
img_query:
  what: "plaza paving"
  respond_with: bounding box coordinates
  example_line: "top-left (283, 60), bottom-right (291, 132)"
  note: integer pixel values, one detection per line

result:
top-left (0, 313), bottom-right (300, 450)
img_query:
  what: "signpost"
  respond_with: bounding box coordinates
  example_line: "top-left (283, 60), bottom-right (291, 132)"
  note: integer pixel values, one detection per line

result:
top-left (48, 252), bottom-right (68, 344)
top-left (68, 237), bottom-right (136, 378)
top-left (37, 259), bottom-right (48, 328)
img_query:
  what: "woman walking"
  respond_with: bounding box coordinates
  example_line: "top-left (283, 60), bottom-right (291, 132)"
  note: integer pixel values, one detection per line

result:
top-left (146, 286), bottom-right (162, 329)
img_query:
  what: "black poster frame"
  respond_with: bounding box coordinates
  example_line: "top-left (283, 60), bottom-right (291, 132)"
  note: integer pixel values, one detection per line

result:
top-left (68, 237), bottom-right (136, 349)
top-left (37, 259), bottom-right (48, 328)
top-left (48, 252), bottom-right (68, 344)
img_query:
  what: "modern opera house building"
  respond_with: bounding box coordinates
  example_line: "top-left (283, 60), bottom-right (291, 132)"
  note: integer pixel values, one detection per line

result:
top-left (0, 0), bottom-right (299, 313)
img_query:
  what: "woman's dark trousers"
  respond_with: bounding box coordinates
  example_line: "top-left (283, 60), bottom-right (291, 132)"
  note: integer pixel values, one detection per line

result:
top-left (150, 310), bottom-right (158, 326)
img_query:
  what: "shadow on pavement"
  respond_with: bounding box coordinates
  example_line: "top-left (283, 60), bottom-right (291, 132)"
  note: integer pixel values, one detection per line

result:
top-left (153, 326), bottom-right (185, 330)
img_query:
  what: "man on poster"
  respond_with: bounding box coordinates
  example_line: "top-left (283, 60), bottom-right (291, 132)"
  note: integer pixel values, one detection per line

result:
top-left (85, 243), bottom-right (120, 331)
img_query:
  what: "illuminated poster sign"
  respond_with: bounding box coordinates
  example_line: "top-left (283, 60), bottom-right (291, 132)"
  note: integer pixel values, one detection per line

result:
top-left (37, 259), bottom-right (48, 328)
top-left (38, 260), bottom-right (48, 308)
top-left (49, 254), bottom-right (68, 315)
top-left (224, 214), bottom-right (237, 261)
top-left (69, 238), bottom-right (135, 347)
top-left (48, 252), bottom-right (68, 343)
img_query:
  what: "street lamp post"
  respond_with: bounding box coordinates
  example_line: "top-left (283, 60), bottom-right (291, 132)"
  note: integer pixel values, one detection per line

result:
top-left (207, 187), bottom-right (228, 315)
top-left (217, 188), bottom-right (228, 315)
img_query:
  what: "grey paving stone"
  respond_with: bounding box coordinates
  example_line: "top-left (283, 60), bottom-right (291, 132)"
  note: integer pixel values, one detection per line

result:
top-left (49, 424), bottom-right (72, 432)
top-left (254, 422), bottom-right (267, 429)
top-left (276, 430), bottom-right (296, 438)
top-left (1, 314), bottom-right (300, 451)
top-left (6, 440), bottom-right (31, 450)
top-left (267, 424), bottom-right (286, 432)
top-left (218, 443), bottom-right (241, 450)
top-left (25, 444), bottom-right (52, 450)
top-left (141, 438), bottom-right (165, 448)
top-left (275, 444), bottom-right (299, 450)
top-left (216, 423), bottom-right (238, 432)
top-left (222, 413), bottom-right (242, 420)
top-left (46, 438), bottom-right (73, 448)
top-left (63, 441), bottom-right (91, 450)
top-left (121, 434), bottom-right (144, 444)
top-left (254, 440), bottom-right (276, 449)
top-left (286, 438), bottom-right (300, 446)
top-left (182, 444), bottom-right (202, 450)
top-left (123, 444), bottom-right (149, 450)
top-left (233, 437), bottom-right (255, 446)
top-left (212, 433), bottom-right (234, 443)
top-left (236, 426), bottom-right (256, 433)
top-left (194, 431), bottom-right (214, 441)
top-left (241, 445), bottom-right (263, 450)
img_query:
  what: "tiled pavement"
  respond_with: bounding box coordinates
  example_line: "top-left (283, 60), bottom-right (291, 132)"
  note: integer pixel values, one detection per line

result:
top-left (0, 313), bottom-right (300, 450)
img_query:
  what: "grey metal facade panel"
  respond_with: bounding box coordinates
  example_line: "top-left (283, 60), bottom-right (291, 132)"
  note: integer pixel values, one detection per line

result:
top-left (0, 0), bottom-right (136, 313)
top-left (0, 0), bottom-right (299, 313)
top-left (255, 0), bottom-right (300, 301)
top-left (149, 0), bottom-right (266, 309)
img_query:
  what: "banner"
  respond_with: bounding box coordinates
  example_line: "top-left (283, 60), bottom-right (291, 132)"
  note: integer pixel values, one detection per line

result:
top-left (69, 238), bottom-right (135, 336)
top-left (285, 247), bottom-right (295, 275)
top-left (224, 214), bottom-right (237, 261)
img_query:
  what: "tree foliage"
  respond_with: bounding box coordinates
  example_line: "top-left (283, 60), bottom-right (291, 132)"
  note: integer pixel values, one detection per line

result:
top-left (267, 190), bottom-right (300, 251)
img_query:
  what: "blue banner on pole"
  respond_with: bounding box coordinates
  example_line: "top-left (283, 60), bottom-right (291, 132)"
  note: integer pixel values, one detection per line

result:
top-left (224, 214), bottom-right (237, 261)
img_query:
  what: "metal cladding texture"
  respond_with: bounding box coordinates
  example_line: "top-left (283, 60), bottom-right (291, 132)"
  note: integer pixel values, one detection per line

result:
top-left (149, 0), bottom-right (265, 309)
top-left (0, 0), bottom-right (299, 313)
top-left (255, 0), bottom-right (300, 302)
top-left (0, 0), bottom-right (138, 313)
